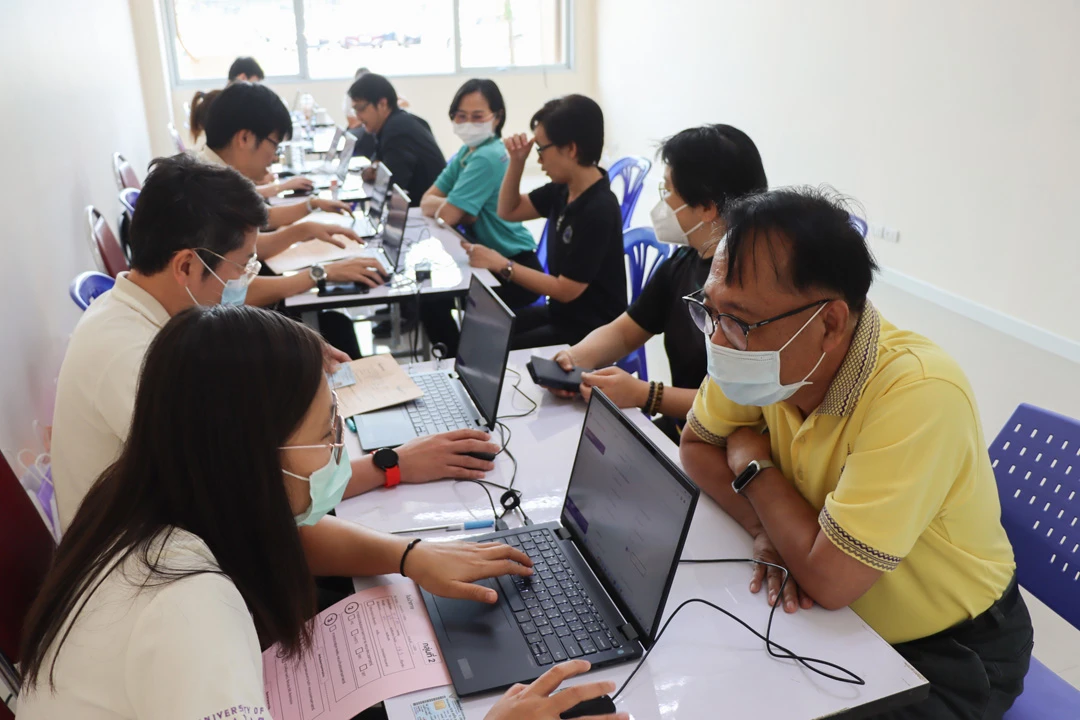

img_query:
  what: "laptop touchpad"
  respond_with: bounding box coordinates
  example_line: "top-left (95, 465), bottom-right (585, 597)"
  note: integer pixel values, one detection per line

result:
top-left (435, 579), bottom-right (516, 647)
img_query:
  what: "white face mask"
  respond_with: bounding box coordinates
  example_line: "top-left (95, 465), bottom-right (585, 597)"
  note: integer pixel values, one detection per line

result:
top-left (453, 120), bottom-right (495, 148)
top-left (650, 198), bottom-right (704, 248)
top-left (705, 304), bottom-right (829, 406)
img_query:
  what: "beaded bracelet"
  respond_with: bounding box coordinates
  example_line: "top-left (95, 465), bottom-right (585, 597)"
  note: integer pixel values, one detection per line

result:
top-left (643, 380), bottom-right (657, 414)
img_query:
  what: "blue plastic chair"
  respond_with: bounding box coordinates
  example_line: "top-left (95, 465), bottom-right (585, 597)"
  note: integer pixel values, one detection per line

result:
top-left (119, 187), bottom-right (138, 217)
top-left (988, 403), bottom-right (1080, 718)
top-left (68, 271), bottom-right (115, 311)
top-left (615, 228), bottom-right (673, 381)
top-left (608, 156), bottom-right (652, 229)
top-left (849, 214), bottom-right (868, 238)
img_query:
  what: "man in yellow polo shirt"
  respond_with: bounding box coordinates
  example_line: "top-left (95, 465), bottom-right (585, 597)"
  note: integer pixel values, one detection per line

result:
top-left (680, 188), bottom-right (1032, 718)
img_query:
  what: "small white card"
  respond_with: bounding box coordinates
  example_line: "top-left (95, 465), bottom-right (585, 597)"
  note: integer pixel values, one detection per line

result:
top-left (411, 695), bottom-right (465, 720)
top-left (328, 364), bottom-right (357, 389)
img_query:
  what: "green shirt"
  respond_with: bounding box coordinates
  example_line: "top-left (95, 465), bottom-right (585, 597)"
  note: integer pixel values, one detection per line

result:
top-left (434, 138), bottom-right (536, 258)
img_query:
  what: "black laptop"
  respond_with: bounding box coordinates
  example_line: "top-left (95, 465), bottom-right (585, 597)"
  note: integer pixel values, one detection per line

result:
top-left (354, 275), bottom-right (515, 449)
top-left (421, 389), bottom-right (700, 696)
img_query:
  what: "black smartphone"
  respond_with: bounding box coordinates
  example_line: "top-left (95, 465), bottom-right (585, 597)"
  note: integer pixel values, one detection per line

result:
top-left (318, 282), bottom-right (371, 297)
top-left (527, 356), bottom-right (587, 393)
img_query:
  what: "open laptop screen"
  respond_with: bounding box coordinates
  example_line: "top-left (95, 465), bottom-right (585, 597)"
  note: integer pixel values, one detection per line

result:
top-left (380, 184), bottom-right (409, 271)
top-left (335, 132), bottom-right (357, 180)
top-left (370, 162), bottom-right (393, 217)
top-left (454, 276), bottom-right (515, 428)
top-left (561, 391), bottom-right (699, 641)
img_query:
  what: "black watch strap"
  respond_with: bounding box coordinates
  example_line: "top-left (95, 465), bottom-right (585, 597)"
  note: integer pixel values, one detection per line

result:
top-left (732, 459), bottom-right (776, 495)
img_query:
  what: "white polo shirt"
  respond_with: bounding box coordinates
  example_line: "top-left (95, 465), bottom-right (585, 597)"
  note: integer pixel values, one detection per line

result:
top-left (51, 274), bottom-right (170, 531)
top-left (16, 529), bottom-right (268, 720)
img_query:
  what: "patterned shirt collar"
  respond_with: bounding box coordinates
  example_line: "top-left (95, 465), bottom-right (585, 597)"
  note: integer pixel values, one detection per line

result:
top-left (817, 303), bottom-right (881, 417)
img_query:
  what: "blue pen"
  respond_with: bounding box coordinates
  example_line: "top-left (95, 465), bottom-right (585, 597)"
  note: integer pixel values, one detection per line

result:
top-left (392, 520), bottom-right (494, 534)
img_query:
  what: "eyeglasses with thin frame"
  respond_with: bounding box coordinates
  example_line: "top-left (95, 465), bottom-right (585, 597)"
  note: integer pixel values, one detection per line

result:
top-left (196, 248), bottom-right (262, 284)
top-left (658, 181), bottom-right (671, 200)
top-left (453, 111), bottom-right (495, 125)
top-left (535, 142), bottom-right (555, 158)
top-left (279, 392), bottom-right (345, 465)
top-left (682, 290), bottom-right (832, 351)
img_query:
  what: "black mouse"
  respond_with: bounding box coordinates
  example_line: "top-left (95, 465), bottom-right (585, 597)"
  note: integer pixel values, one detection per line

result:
top-left (462, 450), bottom-right (497, 462)
top-left (560, 695), bottom-right (616, 719)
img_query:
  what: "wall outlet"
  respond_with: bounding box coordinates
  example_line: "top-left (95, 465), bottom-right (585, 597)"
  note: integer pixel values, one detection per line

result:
top-left (869, 223), bottom-right (900, 244)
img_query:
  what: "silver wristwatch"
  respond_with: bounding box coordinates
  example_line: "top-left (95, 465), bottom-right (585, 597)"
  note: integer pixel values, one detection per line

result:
top-left (309, 263), bottom-right (327, 291)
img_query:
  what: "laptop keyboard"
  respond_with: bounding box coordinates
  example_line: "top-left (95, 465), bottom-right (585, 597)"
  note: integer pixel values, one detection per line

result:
top-left (494, 529), bottom-right (622, 666)
top-left (407, 373), bottom-right (475, 435)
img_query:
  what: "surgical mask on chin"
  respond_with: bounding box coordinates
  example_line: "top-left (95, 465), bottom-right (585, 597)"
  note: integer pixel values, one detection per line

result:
top-left (452, 120), bottom-right (495, 148)
top-left (705, 304), bottom-right (829, 406)
top-left (650, 198), bottom-right (704, 247)
top-left (285, 445), bottom-right (351, 527)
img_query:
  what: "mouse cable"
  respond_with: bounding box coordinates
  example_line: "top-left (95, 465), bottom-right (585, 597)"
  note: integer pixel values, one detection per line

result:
top-left (612, 558), bottom-right (864, 702)
top-left (497, 367), bottom-right (538, 420)
top-left (494, 420), bottom-right (531, 525)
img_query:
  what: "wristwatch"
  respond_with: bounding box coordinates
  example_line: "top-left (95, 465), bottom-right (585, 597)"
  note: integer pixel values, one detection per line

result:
top-left (309, 263), bottom-right (327, 292)
top-left (498, 260), bottom-right (514, 281)
top-left (373, 447), bottom-right (401, 488)
top-left (732, 459), bottom-right (775, 495)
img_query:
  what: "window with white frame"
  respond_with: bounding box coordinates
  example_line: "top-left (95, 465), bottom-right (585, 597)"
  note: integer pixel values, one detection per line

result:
top-left (165, 0), bottom-right (571, 84)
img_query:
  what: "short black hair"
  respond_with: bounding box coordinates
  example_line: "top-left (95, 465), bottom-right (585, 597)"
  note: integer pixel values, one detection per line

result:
top-left (722, 187), bottom-right (878, 312)
top-left (128, 154), bottom-right (268, 276)
top-left (660, 125), bottom-right (768, 212)
top-left (449, 78), bottom-right (507, 136)
top-left (348, 73), bottom-right (397, 110)
top-left (227, 56), bottom-right (264, 81)
top-left (530, 94), bottom-right (603, 166)
top-left (204, 82), bottom-right (292, 150)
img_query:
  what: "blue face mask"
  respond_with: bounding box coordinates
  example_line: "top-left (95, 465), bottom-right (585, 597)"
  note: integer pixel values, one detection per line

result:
top-left (187, 249), bottom-right (260, 307)
top-left (280, 405), bottom-right (350, 527)
top-left (285, 444), bottom-right (351, 527)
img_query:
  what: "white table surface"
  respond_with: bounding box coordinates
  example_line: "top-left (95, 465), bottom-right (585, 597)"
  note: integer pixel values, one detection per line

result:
top-left (336, 347), bottom-right (927, 720)
top-left (284, 214), bottom-right (497, 312)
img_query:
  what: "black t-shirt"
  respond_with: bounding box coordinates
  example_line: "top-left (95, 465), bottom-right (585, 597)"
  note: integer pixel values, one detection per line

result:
top-left (374, 109), bottom-right (445, 206)
top-left (626, 246), bottom-right (711, 394)
top-left (528, 172), bottom-right (626, 334)
top-left (349, 126), bottom-right (378, 160)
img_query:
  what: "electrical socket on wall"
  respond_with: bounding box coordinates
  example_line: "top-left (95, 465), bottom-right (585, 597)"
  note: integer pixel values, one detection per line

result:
top-left (869, 223), bottom-right (901, 244)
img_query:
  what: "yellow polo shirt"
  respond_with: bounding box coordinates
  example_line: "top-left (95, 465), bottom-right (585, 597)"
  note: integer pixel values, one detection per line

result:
top-left (687, 304), bottom-right (1015, 644)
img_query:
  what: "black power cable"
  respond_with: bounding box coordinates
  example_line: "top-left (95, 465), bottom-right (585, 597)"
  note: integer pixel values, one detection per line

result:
top-left (612, 558), bottom-right (865, 702)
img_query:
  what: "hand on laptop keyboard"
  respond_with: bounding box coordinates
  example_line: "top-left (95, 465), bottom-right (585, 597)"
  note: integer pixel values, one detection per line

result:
top-left (295, 220), bottom-right (364, 248)
top-left (484, 660), bottom-right (626, 720)
top-left (396, 429), bottom-right (499, 482)
top-left (401, 539), bottom-right (533, 603)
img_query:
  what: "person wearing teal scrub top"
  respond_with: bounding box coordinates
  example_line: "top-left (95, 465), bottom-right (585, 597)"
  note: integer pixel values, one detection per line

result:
top-left (420, 79), bottom-right (543, 354)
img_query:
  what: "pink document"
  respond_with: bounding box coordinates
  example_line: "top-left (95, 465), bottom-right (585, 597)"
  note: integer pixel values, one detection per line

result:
top-left (263, 583), bottom-right (452, 720)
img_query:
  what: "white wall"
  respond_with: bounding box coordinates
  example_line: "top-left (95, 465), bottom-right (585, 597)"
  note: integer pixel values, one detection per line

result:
top-left (157, 0), bottom-right (597, 160)
top-left (595, 0), bottom-right (1080, 344)
top-left (0, 2), bottom-right (152, 472)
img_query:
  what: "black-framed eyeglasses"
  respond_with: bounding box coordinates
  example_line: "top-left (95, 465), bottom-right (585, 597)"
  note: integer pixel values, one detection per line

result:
top-left (535, 142), bottom-right (555, 158)
top-left (682, 291), bottom-right (832, 351)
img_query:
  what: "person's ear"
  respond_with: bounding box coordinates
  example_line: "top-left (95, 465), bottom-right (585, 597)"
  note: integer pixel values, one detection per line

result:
top-left (698, 201), bottom-right (719, 225)
top-left (820, 301), bottom-right (852, 353)
top-left (170, 249), bottom-right (200, 287)
top-left (565, 142), bottom-right (578, 164)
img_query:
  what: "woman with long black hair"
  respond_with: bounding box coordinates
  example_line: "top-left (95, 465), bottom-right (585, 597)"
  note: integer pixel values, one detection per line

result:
top-left (18, 305), bottom-right (623, 720)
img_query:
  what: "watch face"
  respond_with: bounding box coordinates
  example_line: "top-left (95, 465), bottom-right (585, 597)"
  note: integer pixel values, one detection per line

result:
top-left (373, 447), bottom-right (399, 469)
top-left (311, 264), bottom-right (327, 281)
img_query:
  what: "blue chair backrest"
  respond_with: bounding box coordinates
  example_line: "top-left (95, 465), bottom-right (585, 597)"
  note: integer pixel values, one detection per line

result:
top-left (623, 227), bottom-right (671, 303)
top-left (608, 156), bottom-right (652, 229)
top-left (849, 214), bottom-right (868, 237)
top-left (989, 403), bottom-right (1080, 631)
top-left (69, 271), bottom-right (115, 311)
top-left (119, 188), bottom-right (139, 218)
top-left (536, 220), bottom-right (549, 272)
